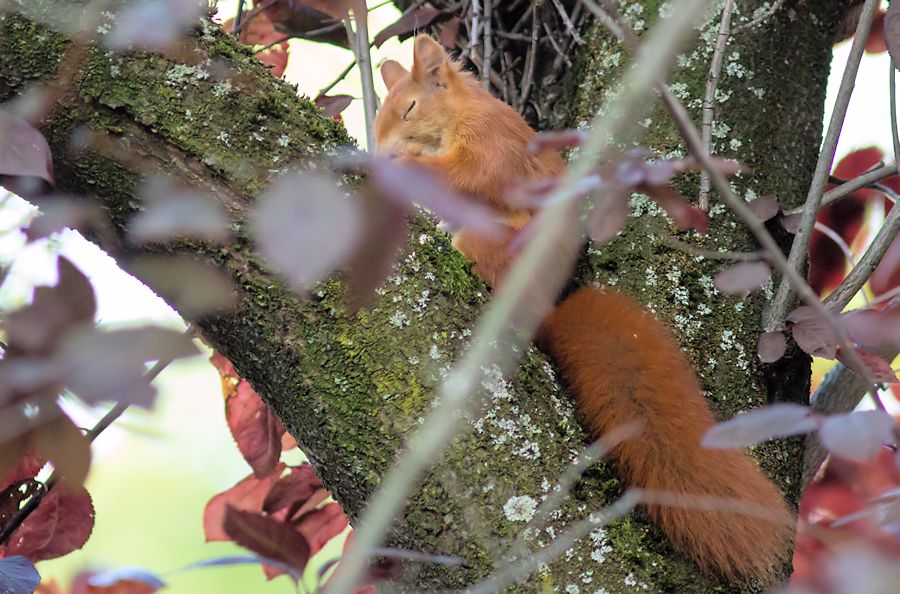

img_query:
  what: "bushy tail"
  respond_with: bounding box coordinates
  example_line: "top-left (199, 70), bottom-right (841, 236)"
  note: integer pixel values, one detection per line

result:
top-left (539, 287), bottom-right (794, 582)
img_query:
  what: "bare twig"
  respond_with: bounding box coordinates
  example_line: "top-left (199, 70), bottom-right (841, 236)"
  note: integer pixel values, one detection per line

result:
top-left (766, 0), bottom-right (881, 328)
top-left (318, 59), bottom-right (356, 97)
top-left (698, 0), bottom-right (735, 211)
top-left (788, 164), bottom-right (897, 214)
top-left (731, 0), bottom-right (787, 35)
top-left (823, 186), bottom-right (900, 312)
top-left (550, 0), bottom-right (584, 45)
top-left (815, 220), bottom-right (858, 279)
top-left (542, 20), bottom-right (572, 67)
top-left (323, 2), bottom-right (717, 591)
top-left (890, 62), bottom-right (900, 168)
top-left (517, 2), bottom-right (540, 112)
top-left (348, 2), bottom-right (377, 151)
top-left (482, 0), bottom-right (492, 90)
top-left (233, 0), bottom-right (247, 38)
top-left (0, 327), bottom-right (193, 545)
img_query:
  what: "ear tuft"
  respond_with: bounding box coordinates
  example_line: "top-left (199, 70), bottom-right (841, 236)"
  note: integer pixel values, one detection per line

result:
top-left (412, 35), bottom-right (449, 83)
top-left (381, 60), bottom-right (408, 90)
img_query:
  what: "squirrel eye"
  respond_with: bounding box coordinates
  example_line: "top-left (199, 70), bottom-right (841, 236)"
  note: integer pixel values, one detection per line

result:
top-left (402, 100), bottom-right (416, 121)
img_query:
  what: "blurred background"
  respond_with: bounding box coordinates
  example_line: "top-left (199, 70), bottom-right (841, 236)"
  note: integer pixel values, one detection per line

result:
top-left (0, 1), bottom-right (895, 592)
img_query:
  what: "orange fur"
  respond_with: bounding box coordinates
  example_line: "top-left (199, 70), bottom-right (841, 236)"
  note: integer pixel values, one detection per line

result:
top-left (376, 35), bottom-right (793, 582)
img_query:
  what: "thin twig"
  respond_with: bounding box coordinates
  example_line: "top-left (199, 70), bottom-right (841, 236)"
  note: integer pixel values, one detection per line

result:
top-left (542, 20), bottom-right (572, 67)
top-left (254, 34), bottom-right (290, 54)
top-left (731, 0), bottom-right (787, 35)
top-left (465, 491), bottom-right (640, 594)
top-left (766, 0), bottom-right (881, 329)
top-left (788, 164), bottom-right (896, 214)
top-left (698, 0), bottom-right (735, 211)
top-left (549, 0), bottom-right (584, 44)
top-left (815, 220), bottom-right (858, 281)
top-left (350, 2), bottom-right (377, 151)
top-left (517, 3), bottom-right (540, 112)
top-left (482, 0), bottom-right (492, 90)
top-left (323, 2), bottom-right (716, 591)
top-left (233, 0), bottom-right (246, 38)
top-left (823, 187), bottom-right (900, 312)
top-left (318, 60), bottom-right (356, 97)
top-left (0, 327), bottom-right (192, 545)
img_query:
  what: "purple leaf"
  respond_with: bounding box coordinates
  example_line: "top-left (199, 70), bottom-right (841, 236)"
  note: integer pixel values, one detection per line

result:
top-left (252, 171), bottom-right (361, 293)
top-left (373, 6), bottom-right (445, 47)
top-left (0, 110), bottom-right (53, 197)
top-left (842, 305), bottom-right (900, 351)
top-left (314, 94), bottom-right (353, 118)
top-left (757, 331), bottom-right (787, 363)
top-left (781, 212), bottom-right (802, 234)
top-left (640, 184), bottom-right (709, 233)
top-left (747, 196), bottom-right (780, 222)
top-left (0, 556), bottom-right (40, 594)
top-left (836, 348), bottom-right (899, 383)
top-left (25, 197), bottom-right (105, 243)
top-left (527, 130), bottom-right (588, 154)
top-left (129, 185), bottom-right (230, 245)
top-left (819, 411), bottom-right (897, 461)
top-left (223, 507), bottom-right (312, 573)
top-left (886, 0), bottom-right (900, 72)
top-left (129, 256), bottom-right (237, 316)
top-left (714, 261), bottom-right (771, 295)
top-left (787, 306), bottom-right (838, 359)
top-left (702, 403), bottom-right (817, 449)
top-left (106, 0), bottom-right (205, 51)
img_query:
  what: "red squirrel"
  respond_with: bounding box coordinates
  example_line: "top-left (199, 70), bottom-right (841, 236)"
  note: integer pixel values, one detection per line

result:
top-left (374, 35), bottom-right (793, 582)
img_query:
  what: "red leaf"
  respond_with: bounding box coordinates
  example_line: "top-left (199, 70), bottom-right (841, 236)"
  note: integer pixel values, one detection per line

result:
top-left (702, 403), bottom-right (817, 449)
top-left (223, 508), bottom-right (311, 573)
top-left (437, 17), bottom-right (461, 49)
top-left (263, 464), bottom-right (321, 515)
top-left (870, 235), bottom-right (900, 297)
top-left (5, 485), bottom-right (94, 562)
top-left (0, 110), bottom-right (54, 197)
top-left (204, 466), bottom-right (285, 542)
top-left (713, 261), bottom-right (771, 295)
top-left (885, 2), bottom-right (900, 70)
top-left (294, 502), bottom-right (349, 555)
top-left (374, 6), bottom-right (445, 48)
top-left (314, 94), bottom-right (353, 119)
top-left (226, 380), bottom-right (285, 478)
top-left (74, 567), bottom-right (165, 594)
top-left (788, 306), bottom-right (839, 359)
top-left (757, 331), bottom-right (787, 363)
top-left (836, 348), bottom-right (899, 383)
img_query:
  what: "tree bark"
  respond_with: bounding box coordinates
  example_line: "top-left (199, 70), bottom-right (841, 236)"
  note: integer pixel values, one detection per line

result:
top-left (0, 1), bottom-right (843, 592)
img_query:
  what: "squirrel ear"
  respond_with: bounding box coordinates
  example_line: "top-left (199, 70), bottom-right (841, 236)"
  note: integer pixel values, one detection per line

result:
top-left (412, 35), bottom-right (449, 84)
top-left (381, 60), bottom-right (408, 90)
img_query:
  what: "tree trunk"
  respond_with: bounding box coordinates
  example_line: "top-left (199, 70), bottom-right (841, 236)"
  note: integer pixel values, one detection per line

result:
top-left (0, 1), bottom-right (843, 591)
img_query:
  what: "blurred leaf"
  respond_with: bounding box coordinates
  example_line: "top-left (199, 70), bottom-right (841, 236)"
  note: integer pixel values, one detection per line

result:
top-left (713, 261), bottom-right (771, 295)
top-left (25, 197), bottom-right (106, 243)
top-left (437, 17), bottom-right (461, 49)
top-left (747, 196), bottom-right (780, 222)
top-left (105, 0), bottom-right (204, 51)
top-left (180, 555), bottom-right (301, 581)
top-left (5, 485), bottom-right (94, 562)
top-left (129, 257), bottom-right (237, 316)
top-left (0, 110), bottom-right (53, 197)
top-left (640, 184), bottom-right (708, 233)
top-left (204, 467), bottom-right (285, 542)
top-left (5, 257), bottom-right (95, 355)
top-left (702, 403), bottom-right (817, 449)
top-left (757, 331), bottom-right (787, 363)
top-left (819, 411), bottom-right (897, 461)
top-left (527, 130), bottom-right (588, 154)
top-left (128, 185), bottom-right (230, 245)
top-left (0, 556), bottom-right (41, 594)
top-left (587, 189), bottom-right (628, 243)
top-left (788, 306), bottom-right (839, 359)
top-left (781, 212), bottom-right (802, 234)
top-left (223, 508), bottom-right (311, 573)
top-left (885, 1), bottom-right (900, 71)
top-left (32, 415), bottom-right (91, 487)
top-left (76, 567), bottom-right (165, 594)
top-left (374, 5), bottom-right (445, 47)
top-left (836, 348), bottom-right (899, 383)
top-left (253, 171), bottom-right (362, 293)
top-left (262, 0), bottom-right (349, 47)
top-left (842, 304), bottom-right (900, 351)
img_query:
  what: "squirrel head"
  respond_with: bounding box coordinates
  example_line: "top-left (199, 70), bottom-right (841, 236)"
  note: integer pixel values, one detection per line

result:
top-left (375, 35), bottom-right (470, 157)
